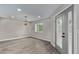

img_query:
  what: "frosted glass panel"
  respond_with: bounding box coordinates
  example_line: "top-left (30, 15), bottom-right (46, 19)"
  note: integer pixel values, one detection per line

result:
top-left (68, 11), bottom-right (72, 54)
top-left (57, 16), bottom-right (63, 48)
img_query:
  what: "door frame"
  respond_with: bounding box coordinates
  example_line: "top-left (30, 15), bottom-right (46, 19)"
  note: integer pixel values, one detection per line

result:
top-left (55, 5), bottom-right (74, 54)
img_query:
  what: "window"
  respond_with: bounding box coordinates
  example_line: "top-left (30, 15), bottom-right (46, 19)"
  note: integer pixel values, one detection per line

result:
top-left (35, 23), bottom-right (43, 32)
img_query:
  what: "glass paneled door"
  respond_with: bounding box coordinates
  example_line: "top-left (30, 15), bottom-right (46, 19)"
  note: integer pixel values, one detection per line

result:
top-left (56, 16), bottom-right (63, 49)
top-left (55, 5), bottom-right (73, 54)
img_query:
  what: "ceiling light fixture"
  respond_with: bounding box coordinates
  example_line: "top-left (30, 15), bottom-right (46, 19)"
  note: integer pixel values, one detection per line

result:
top-left (38, 16), bottom-right (41, 18)
top-left (17, 8), bottom-right (22, 11)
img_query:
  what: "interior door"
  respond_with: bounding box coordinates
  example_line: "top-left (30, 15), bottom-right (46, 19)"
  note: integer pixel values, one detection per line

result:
top-left (55, 5), bottom-right (73, 54)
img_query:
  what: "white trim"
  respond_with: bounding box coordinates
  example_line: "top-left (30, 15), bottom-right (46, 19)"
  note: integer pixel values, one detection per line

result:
top-left (51, 42), bottom-right (55, 47)
top-left (54, 4), bottom-right (72, 17)
top-left (0, 36), bottom-right (27, 42)
top-left (31, 36), bottom-right (51, 42)
top-left (73, 5), bottom-right (78, 54)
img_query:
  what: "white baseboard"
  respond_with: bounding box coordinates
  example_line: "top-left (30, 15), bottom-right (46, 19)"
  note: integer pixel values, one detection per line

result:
top-left (31, 36), bottom-right (51, 42)
top-left (51, 42), bottom-right (55, 47)
top-left (0, 36), bottom-right (27, 42)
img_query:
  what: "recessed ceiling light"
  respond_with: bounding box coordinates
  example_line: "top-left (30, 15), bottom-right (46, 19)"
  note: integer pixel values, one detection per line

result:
top-left (38, 16), bottom-right (41, 18)
top-left (17, 8), bottom-right (22, 11)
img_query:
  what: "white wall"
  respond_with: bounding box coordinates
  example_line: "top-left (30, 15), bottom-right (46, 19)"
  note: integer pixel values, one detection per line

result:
top-left (0, 18), bottom-right (31, 41)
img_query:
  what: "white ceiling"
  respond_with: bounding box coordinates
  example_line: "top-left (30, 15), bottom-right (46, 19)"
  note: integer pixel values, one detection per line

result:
top-left (0, 4), bottom-right (61, 21)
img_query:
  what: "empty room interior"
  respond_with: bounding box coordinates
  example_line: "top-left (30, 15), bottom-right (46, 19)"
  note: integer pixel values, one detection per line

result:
top-left (0, 4), bottom-right (79, 54)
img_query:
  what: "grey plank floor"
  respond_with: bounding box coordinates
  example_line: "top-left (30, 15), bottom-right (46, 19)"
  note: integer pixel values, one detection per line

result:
top-left (0, 37), bottom-right (58, 54)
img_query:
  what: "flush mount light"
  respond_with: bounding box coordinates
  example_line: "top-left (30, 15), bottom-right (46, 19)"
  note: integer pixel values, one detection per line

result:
top-left (38, 16), bottom-right (41, 18)
top-left (17, 8), bottom-right (22, 11)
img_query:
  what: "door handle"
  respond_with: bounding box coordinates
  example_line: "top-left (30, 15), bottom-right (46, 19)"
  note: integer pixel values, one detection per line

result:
top-left (61, 35), bottom-right (65, 38)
